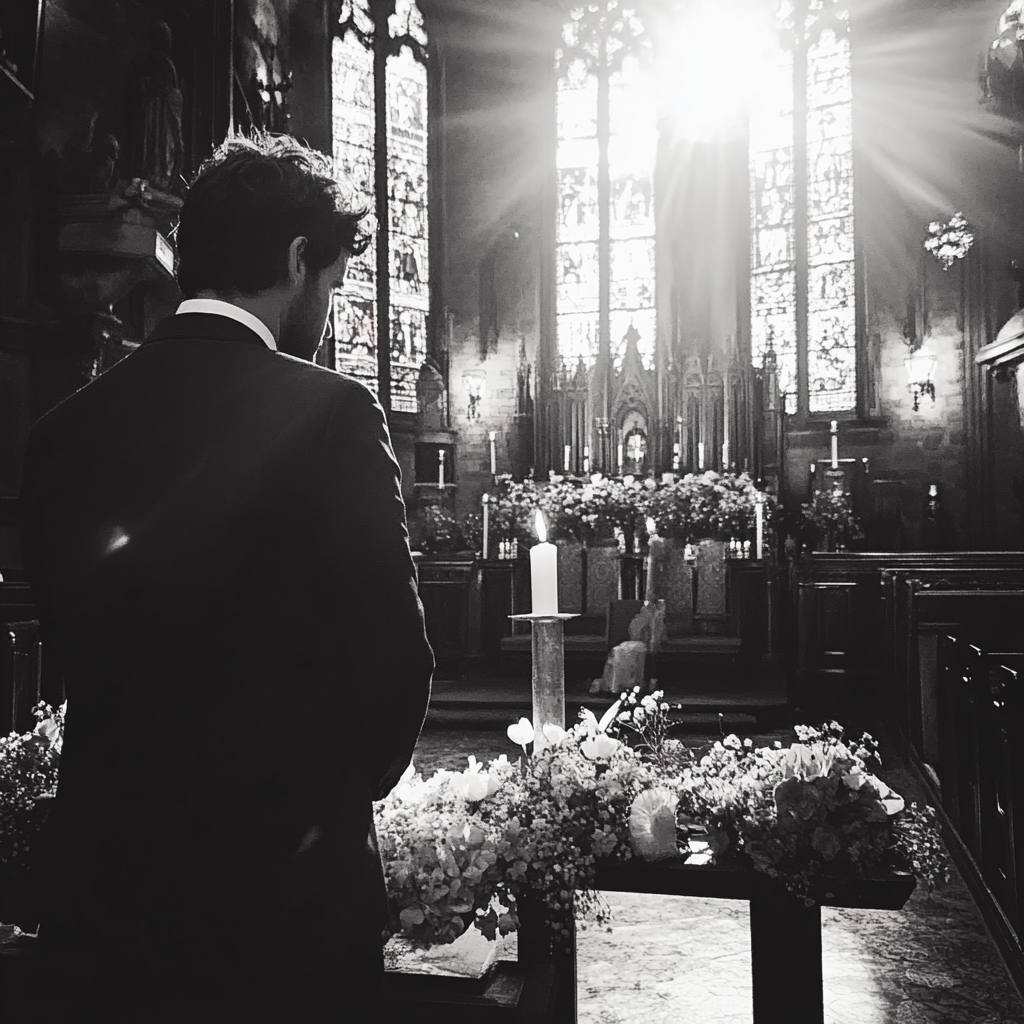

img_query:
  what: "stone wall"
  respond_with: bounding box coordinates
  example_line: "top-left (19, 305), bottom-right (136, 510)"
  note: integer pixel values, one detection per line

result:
top-left (434, 0), bottom-right (550, 519)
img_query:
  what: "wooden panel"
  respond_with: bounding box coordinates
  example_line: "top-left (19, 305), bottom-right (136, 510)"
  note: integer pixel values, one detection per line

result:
top-left (416, 560), bottom-right (474, 663)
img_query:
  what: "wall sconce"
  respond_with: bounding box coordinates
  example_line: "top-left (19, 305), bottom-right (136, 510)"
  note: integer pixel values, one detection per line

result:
top-left (905, 343), bottom-right (938, 411)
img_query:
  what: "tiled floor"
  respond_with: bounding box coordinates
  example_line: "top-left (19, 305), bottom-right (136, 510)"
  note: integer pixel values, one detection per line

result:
top-left (409, 716), bottom-right (1024, 1024)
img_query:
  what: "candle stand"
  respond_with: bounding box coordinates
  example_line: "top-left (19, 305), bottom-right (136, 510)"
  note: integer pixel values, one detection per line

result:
top-left (510, 612), bottom-right (579, 752)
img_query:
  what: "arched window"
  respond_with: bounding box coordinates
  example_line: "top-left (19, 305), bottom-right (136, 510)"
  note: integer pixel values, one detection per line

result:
top-left (554, 0), bottom-right (856, 416)
top-left (331, 0), bottom-right (428, 415)
top-left (750, 0), bottom-right (855, 415)
top-left (555, 4), bottom-right (657, 373)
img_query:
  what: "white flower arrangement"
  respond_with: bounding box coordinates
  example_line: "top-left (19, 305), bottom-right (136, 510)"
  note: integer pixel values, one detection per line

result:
top-left (1, 695), bottom-right (948, 953)
top-left (924, 211), bottom-right (974, 270)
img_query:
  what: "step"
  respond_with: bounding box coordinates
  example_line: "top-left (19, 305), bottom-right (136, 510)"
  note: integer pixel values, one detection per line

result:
top-left (499, 635), bottom-right (742, 655)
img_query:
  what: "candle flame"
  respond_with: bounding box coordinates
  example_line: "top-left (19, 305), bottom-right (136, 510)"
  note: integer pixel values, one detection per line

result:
top-left (535, 510), bottom-right (548, 544)
top-left (646, 517), bottom-right (657, 536)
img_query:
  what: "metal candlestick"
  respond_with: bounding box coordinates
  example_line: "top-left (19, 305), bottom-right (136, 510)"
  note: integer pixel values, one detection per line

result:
top-left (510, 612), bottom-right (579, 752)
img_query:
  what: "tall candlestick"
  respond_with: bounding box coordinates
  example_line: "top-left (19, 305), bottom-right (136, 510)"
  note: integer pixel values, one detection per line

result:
top-left (489, 431), bottom-right (497, 476)
top-left (564, 444), bottom-right (571, 473)
top-left (722, 441), bottom-right (730, 469)
top-left (645, 516), bottom-right (665, 604)
top-left (755, 497), bottom-right (764, 560)
top-left (438, 448), bottom-right (446, 488)
top-left (698, 441), bottom-right (705, 470)
top-left (583, 445), bottom-right (590, 474)
top-left (830, 420), bottom-right (839, 470)
top-left (482, 493), bottom-right (490, 560)
top-left (530, 511), bottom-right (558, 615)
top-left (617, 442), bottom-right (624, 472)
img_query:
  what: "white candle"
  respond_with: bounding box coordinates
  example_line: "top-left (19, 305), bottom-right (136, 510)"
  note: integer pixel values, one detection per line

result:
top-left (564, 444), bottom-right (571, 473)
top-left (438, 448), bottom-right (446, 488)
top-left (722, 441), bottom-right (730, 469)
top-left (489, 431), bottom-right (497, 475)
top-left (755, 497), bottom-right (764, 560)
top-left (617, 442), bottom-right (624, 471)
top-left (530, 511), bottom-right (558, 615)
top-left (583, 445), bottom-right (590, 474)
top-left (482, 493), bottom-right (490, 560)
top-left (830, 420), bottom-right (839, 470)
top-left (698, 441), bottom-right (705, 470)
top-left (645, 516), bottom-right (664, 604)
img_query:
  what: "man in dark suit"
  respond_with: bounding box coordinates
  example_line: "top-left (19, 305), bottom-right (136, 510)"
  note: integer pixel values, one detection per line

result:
top-left (19, 132), bottom-right (433, 1021)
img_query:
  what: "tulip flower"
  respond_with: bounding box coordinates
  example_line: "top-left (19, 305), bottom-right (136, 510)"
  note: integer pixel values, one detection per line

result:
top-left (541, 722), bottom-right (570, 747)
top-left (506, 718), bottom-right (535, 756)
top-left (448, 755), bottom-right (503, 802)
top-left (581, 732), bottom-right (620, 760)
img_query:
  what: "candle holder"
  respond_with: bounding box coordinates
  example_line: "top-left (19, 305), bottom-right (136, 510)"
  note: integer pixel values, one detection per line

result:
top-left (510, 612), bottom-right (579, 752)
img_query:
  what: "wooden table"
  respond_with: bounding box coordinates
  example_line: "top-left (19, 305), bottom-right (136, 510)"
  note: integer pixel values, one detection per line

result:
top-left (515, 856), bottom-right (916, 1024)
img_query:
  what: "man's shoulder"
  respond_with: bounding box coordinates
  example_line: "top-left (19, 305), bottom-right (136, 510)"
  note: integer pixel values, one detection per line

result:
top-left (274, 355), bottom-right (382, 414)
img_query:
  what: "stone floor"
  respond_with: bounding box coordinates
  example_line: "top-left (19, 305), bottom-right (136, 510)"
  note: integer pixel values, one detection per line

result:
top-left (406, 723), bottom-right (1024, 1024)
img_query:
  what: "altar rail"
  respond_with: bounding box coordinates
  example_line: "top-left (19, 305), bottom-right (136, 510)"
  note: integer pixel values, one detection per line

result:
top-left (791, 552), bottom-right (1024, 716)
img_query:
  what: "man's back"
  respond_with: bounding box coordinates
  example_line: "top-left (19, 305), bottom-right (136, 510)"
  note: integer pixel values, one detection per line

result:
top-left (20, 314), bottom-right (433, 986)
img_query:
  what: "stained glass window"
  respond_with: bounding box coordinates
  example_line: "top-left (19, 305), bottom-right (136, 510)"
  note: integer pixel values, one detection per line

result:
top-left (331, 0), bottom-right (429, 413)
top-left (750, 0), bottom-right (856, 414)
top-left (556, 12), bottom-right (656, 371)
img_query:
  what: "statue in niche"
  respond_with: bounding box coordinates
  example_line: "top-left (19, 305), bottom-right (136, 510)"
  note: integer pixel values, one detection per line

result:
top-left (416, 357), bottom-right (446, 429)
top-left (126, 21), bottom-right (183, 192)
top-left (58, 112), bottom-right (121, 194)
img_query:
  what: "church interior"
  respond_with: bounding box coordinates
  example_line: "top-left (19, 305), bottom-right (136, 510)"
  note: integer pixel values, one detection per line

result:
top-left (5, 0), bottom-right (1024, 1020)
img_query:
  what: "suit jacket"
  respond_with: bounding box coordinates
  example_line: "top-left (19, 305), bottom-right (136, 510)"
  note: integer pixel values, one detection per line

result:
top-left (19, 312), bottom-right (433, 977)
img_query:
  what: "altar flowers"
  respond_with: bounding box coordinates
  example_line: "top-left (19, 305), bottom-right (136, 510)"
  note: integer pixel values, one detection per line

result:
top-left (0, 702), bottom-right (64, 871)
top-left (678, 721), bottom-right (947, 902)
top-left (375, 700), bottom-right (665, 952)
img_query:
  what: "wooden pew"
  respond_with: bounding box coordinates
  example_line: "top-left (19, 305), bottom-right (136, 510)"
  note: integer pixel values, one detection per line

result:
top-left (0, 582), bottom-right (40, 735)
top-left (885, 570), bottom-right (1024, 756)
top-left (980, 652), bottom-right (1024, 934)
top-left (792, 553), bottom-right (1024, 715)
top-left (921, 635), bottom-right (1024, 994)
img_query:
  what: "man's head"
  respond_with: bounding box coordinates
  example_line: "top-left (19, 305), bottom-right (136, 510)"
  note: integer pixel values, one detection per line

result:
top-left (174, 131), bottom-right (372, 360)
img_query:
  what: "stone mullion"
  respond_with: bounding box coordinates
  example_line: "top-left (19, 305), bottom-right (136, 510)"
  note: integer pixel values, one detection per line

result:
top-left (372, 2), bottom-right (396, 419)
top-left (597, 35), bottom-right (612, 459)
top-left (793, 15), bottom-right (810, 423)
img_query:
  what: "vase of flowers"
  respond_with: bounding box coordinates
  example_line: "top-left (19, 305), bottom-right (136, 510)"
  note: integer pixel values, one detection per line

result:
top-left (800, 489), bottom-right (864, 552)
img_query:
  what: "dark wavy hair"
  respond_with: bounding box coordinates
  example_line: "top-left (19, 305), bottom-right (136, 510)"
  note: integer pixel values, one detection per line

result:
top-left (174, 131), bottom-right (372, 299)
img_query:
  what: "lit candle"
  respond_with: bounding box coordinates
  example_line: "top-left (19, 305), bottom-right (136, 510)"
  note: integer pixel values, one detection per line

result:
top-left (755, 497), bottom-right (764, 560)
top-left (830, 420), bottom-right (839, 470)
top-left (645, 516), bottom-right (665, 604)
top-left (617, 442), bottom-right (624, 472)
top-left (482, 493), bottom-right (490, 560)
top-left (698, 441), bottom-right (705, 470)
top-left (564, 444), bottom-right (571, 473)
top-left (583, 445), bottom-right (590, 474)
top-left (530, 510), bottom-right (558, 615)
top-left (438, 448), bottom-right (446, 488)
top-left (722, 441), bottom-right (730, 469)
top-left (489, 431), bottom-right (497, 476)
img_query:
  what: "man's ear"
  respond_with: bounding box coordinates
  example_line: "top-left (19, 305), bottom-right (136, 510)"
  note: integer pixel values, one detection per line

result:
top-left (287, 236), bottom-right (309, 287)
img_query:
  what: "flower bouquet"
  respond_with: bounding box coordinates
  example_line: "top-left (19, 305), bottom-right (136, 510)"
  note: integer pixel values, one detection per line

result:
top-left (800, 489), bottom-right (864, 551)
top-left (0, 702), bottom-right (64, 873)
top-left (375, 700), bottom-right (669, 953)
top-left (678, 721), bottom-right (948, 902)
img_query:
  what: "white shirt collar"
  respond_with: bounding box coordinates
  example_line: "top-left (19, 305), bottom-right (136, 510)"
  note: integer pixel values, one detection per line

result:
top-left (175, 298), bottom-right (278, 352)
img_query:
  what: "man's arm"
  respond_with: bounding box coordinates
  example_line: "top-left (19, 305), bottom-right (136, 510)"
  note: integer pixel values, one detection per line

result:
top-left (317, 382), bottom-right (433, 802)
